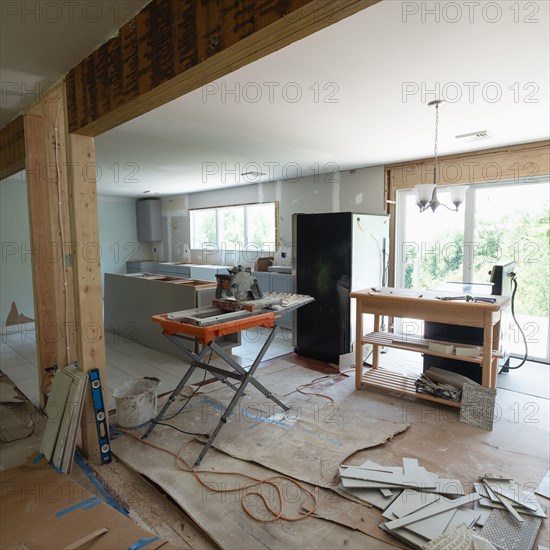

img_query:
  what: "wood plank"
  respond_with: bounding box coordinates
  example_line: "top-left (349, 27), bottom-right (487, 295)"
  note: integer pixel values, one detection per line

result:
top-left (24, 104), bottom-right (78, 406)
top-left (386, 140), bottom-right (550, 189)
top-left (361, 332), bottom-right (487, 364)
top-left (361, 371), bottom-right (463, 409)
top-left (0, 116), bottom-right (25, 179)
top-left (66, 0), bottom-right (381, 136)
top-left (67, 129), bottom-right (107, 462)
top-left (39, 86), bottom-right (77, 368)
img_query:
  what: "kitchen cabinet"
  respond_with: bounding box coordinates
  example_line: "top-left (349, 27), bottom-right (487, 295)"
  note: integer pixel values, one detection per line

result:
top-left (126, 260), bottom-right (159, 274)
top-left (136, 198), bottom-right (162, 242)
top-left (104, 274), bottom-right (238, 360)
top-left (157, 262), bottom-right (191, 278)
top-left (190, 264), bottom-right (229, 282)
top-left (269, 273), bottom-right (293, 330)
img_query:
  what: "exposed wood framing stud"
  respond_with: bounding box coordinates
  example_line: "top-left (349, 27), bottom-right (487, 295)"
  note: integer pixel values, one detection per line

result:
top-left (23, 88), bottom-right (78, 407)
top-left (0, 116), bottom-right (25, 179)
top-left (66, 0), bottom-right (381, 136)
top-left (67, 132), bottom-right (107, 462)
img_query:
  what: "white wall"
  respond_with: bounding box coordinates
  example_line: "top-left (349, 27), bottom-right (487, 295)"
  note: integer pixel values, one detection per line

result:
top-left (97, 197), bottom-right (152, 281)
top-left (0, 173), bottom-right (35, 325)
top-left (161, 165), bottom-right (385, 268)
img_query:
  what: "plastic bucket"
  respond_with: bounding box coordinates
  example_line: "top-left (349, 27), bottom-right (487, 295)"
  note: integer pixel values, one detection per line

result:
top-left (113, 377), bottom-right (160, 428)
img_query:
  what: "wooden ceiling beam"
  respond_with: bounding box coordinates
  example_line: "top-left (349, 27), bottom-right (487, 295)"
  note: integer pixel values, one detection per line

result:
top-left (0, 116), bottom-right (25, 180)
top-left (66, 0), bottom-right (381, 137)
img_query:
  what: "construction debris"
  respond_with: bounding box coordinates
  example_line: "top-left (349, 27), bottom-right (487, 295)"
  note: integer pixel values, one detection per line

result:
top-left (338, 458), bottom-right (547, 550)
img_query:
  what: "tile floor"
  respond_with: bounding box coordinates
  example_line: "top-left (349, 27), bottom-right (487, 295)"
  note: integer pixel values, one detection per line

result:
top-left (2, 323), bottom-right (548, 416)
top-left (0, 323), bottom-right (295, 410)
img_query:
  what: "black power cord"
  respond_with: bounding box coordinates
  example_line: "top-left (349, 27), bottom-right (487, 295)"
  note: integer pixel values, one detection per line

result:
top-left (505, 272), bottom-right (528, 370)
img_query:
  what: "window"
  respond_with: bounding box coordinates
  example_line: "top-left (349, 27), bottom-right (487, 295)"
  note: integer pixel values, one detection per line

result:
top-left (395, 179), bottom-right (550, 361)
top-left (190, 202), bottom-right (278, 252)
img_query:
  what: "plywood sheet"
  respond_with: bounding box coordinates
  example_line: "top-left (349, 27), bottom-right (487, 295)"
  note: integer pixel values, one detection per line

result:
top-left (0, 463), bottom-right (168, 549)
top-left (204, 396), bottom-right (409, 489)
top-left (112, 434), bottom-right (400, 550)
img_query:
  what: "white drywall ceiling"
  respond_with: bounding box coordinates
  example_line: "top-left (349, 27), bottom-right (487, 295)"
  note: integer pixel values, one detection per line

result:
top-left (2, 1), bottom-right (548, 197)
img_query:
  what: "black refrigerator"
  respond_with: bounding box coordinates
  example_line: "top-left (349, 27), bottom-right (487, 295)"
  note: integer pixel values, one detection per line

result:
top-left (293, 212), bottom-right (389, 364)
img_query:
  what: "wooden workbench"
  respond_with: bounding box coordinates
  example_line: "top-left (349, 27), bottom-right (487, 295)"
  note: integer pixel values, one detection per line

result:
top-left (350, 287), bottom-right (510, 407)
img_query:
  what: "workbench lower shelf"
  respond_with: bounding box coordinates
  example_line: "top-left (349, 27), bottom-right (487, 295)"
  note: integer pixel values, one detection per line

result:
top-left (360, 368), bottom-right (462, 408)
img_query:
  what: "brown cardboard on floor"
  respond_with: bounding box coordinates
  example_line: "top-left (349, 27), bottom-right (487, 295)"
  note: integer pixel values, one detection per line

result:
top-left (0, 463), bottom-right (171, 549)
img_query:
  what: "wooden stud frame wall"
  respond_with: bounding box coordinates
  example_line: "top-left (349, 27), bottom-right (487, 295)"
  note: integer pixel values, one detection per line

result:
top-left (1, 0), bottom-right (381, 461)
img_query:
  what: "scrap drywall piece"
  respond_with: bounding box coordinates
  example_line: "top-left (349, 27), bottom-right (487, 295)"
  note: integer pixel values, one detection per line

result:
top-left (404, 508), bottom-right (456, 541)
top-left (341, 476), bottom-right (410, 489)
top-left (380, 488), bottom-right (394, 498)
top-left (0, 377), bottom-right (25, 403)
top-left (339, 465), bottom-right (438, 489)
top-left (474, 503), bottom-right (494, 527)
top-left (536, 470), bottom-right (550, 499)
top-left (480, 509), bottom-right (542, 550)
top-left (483, 479), bottom-right (539, 512)
top-left (355, 460), bottom-right (404, 474)
top-left (496, 492), bottom-right (525, 524)
top-left (444, 508), bottom-right (481, 532)
top-left (5, 301), bottom-right (34, 325)
top-left (384, 494), bottom-right (481, 531)
top-left (382, 490), bottom-right (440, 520)
top-left (341, 474), bottom-right (464, 496)
top-left (338, 484), bottom-right (400, 510)
top-left (380, 523), bottom-right (428, 549)
top-left (477, 497), bottom-right (547, 519)
top-left (476, 481), bottom-right (547, 518)
top-left (402, 457), bottom-right (420, 476)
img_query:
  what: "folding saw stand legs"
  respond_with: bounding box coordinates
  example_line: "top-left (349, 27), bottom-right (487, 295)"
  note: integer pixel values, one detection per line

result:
top-left (142, 325), bottom-right (288, 466)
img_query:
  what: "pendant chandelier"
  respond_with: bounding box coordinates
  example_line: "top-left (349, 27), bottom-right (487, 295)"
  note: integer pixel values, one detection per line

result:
top-left (415, 100), bottom-right (468, 213)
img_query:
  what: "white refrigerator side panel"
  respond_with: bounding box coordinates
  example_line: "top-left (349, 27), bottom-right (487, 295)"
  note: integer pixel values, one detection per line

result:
top-left (350, 214), bottom-right (390, 348)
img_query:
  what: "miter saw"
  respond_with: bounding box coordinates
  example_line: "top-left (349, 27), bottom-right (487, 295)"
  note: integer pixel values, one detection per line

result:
top-left (165, 266), bottom-right (314, 326)
top-left (215, 266), bottom-right (263, 301)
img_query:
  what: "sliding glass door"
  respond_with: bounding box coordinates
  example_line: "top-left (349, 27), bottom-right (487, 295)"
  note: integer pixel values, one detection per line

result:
top-left (395, 179), bottom-right (549, 362)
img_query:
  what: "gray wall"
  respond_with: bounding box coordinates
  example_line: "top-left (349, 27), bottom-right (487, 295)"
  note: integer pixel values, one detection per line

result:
top-left (161, 165), bottom-right (385, 268)
top-left (0, 173), bottom-right (35, 325)
top-left (97, 197), bottom-right (153, 281)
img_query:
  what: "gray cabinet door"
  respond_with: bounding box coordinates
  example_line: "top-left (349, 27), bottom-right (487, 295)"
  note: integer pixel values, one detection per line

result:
top-left (270, 274), bottom-right (292, 329)
top-left (252, 272), bottom-right (271, 294)
top-left (136, 199), bottom-right (162, 242)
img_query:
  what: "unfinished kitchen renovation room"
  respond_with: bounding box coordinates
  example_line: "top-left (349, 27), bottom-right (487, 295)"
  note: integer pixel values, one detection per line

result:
top-left (1, 1), bottom-right (549, 548)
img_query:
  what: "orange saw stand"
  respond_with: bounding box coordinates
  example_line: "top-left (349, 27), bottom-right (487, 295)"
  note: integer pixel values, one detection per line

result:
top-left (142, 311), bottom-right (287, 466)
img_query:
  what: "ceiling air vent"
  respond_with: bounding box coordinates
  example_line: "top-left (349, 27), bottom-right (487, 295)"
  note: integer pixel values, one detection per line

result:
top-left (455, 130), bottom-right (491, 142)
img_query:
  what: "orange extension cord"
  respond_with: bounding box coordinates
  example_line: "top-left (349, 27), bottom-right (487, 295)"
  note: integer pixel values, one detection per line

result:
top-left (116, 371), bottom-right (349, 523)
top-left (117, 428), bottom-right (318, 523)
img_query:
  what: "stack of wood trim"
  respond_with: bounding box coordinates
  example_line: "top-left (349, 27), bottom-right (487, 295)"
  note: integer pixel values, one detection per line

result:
top-left (40, 366), bottom-right (88, 473)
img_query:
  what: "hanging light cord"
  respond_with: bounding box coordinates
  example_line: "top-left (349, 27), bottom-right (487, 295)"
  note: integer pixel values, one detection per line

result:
top-left (433, 102), bottom-right (439, 185)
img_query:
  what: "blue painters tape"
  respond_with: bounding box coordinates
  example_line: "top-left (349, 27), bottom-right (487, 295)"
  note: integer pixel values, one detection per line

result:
top-left (74, 450), bottom-right (129, 516)
top-left (128, 536), bottom-right (160, 550)
top-left (55, 496), bottom-right (102, 517)
top-left (32, 453), bottom-right (45, 464)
